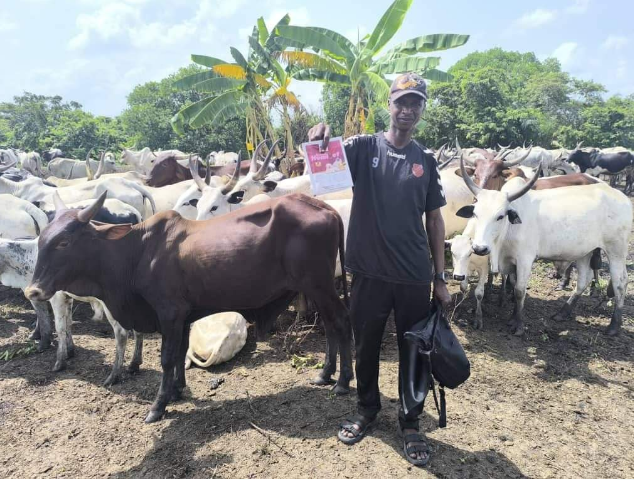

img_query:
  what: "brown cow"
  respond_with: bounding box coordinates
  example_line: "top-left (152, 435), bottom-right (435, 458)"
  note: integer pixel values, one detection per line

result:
top-left (146, 153), bottom-right (254, 187)
top-left (25, 192), bottom-right (352, 423)
top-left (455, 146), bottom-right (533, 190)
top-left (532, 173), bottom-right (600, 190)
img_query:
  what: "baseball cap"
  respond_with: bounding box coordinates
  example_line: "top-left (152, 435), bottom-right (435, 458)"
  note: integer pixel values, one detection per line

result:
top-left (389, 73), bottom-right (428, 102)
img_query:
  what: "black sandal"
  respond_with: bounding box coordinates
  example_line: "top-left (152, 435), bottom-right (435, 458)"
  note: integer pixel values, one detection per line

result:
top-left (398, 427), bottom-right (431, 467)
top-left (337, 414), bottom-right (375, 445)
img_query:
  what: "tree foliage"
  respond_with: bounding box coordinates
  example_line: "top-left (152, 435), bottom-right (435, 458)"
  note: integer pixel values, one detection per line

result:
top-left (414, 48), bottom-right (634, 149)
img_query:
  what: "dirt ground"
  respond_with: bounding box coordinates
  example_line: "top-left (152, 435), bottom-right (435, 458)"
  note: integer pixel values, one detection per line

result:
top-left (0, 206), bottom-right (633, 479)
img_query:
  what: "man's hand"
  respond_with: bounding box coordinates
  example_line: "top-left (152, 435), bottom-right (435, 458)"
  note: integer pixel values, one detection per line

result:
top-left (307, 122), bottom-right (331, 152)
top-left (433, 279), bottom-right (452, 311)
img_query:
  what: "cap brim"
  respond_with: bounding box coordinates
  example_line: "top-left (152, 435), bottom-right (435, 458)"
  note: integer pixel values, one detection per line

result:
top-left (390, 90), bottom-right (427, 102)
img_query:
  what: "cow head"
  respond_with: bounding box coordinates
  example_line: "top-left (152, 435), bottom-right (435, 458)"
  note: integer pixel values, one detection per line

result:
top-left (456, 153), bottom-right (542, 272)
top-left (447, 234), bottom-right (473, 287)
top-left (192, 152), bottom-right (242, 220)
top-left (145, 154), bottom-right (187, 187)
top-left (226, 138), bottom-right (283, 203)
top-left (454, 142), bottom-right (533, 191)
top-left (25, 191), bottom-right (131, 302)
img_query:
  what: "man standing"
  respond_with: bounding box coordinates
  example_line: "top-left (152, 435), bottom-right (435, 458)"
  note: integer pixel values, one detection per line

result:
top-left (308, 72), bottom-right (451, 467)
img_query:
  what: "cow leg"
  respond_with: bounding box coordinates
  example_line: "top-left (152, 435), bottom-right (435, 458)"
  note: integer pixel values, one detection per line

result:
top-left (30, 299), bottom-right (53, 351)
top-left (311, 289), bottom-right (353, 395)
top-left (589, 248), bottom-right (602, 295)
top-left (103, 319), bottom-right (127, 387)
top-left (311, 326), bottom-right (338, 386)
top-left (90, 300), bottom-right (105, 321)
top-left (508, 263), bottom-right (531, 336)
top-left (605, 260), bottom-right (628, 336)
top-left (552, 254), bottom-right (593, 322)
top-left (295, 293), bottom-right (308, 322)
top-left (172, 326), bottom-right (190, 401)
top-left (499, 275), bottom-right (508, 307)
top-left (128, 331), bottom-right (144, 373)
top-left (49, 292), bottom-right (73, 372)
top-left (556, 263), bottom-right (574, 291)
top-left (473, 263), bottom-right (487, 330)
top-left (146, 317), bottom-right (184, 423)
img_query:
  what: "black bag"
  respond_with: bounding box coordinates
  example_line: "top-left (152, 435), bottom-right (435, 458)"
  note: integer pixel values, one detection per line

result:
top-left (401, 301), bottom-right (470, 427)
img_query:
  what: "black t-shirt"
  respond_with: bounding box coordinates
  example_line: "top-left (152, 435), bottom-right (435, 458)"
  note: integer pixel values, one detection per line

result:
top-left (343, 132), bottom-right (447, 285)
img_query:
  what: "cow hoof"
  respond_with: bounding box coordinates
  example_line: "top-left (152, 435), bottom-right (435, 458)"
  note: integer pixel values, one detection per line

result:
top-left (170, 389), bottom-right (183, 402)
top-left (127, 363), bottom-right (141, 374)
top-left (144, 410), bottom-right (164, 424)
top-left (67, 347), bottom-right (75, 359)
top-left (310, 375), bottom-right (336, 387)
top-left (103, 374), bottom-right (120, 387)
top-left (605, 325), bottom-right (621, 337)
top-left (36, 340), bottom-right (51, 352)
top-left (29, 329), bottom-right (41, 341)
top-left (52, 360), bottom-right (66, 372)
top-left (332, 384), bottom-right (350, 396)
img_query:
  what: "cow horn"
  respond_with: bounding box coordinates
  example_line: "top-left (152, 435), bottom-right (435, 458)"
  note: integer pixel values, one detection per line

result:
top-left (250, 140), bottom-right (269, 174)
top-left (502, 147), bottom-right (532, 168)
top-left (460, 151), bottom-right (481, 196)
top-left (151, 149), bottom-right (157, 157)
top-left (85, 148), bottom-right (95, 180)
top-left (455, 137), bottom-right (475, 167)
top-left (435, 143), bottom-right (447, 161)
top-left (53, 192), bottom-right (68, 211)
top-left (189, 155), bottom-right (206, 191)
top-left (497, 143), bottom-right (511, 150)
top-left (254, 138), bottom-right (283, 180)
top-left (574, 141), bottom-right (584, 151)
top-left (507, 161), bottom-right (542, 202)
top-left (221, 150), bottom-right (242, 195)
top-left (438, 156), bottom-right (454, 170)
top-left (205, 154), bottom-right (212, 185)
top-left (77, 191), bottom-right (108, 223)
top-left (94, 151), bottom-right (106, 179)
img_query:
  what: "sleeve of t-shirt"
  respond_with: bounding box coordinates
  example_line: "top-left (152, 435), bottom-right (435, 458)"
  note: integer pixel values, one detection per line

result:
top-left (424, 153), bottom-right (447, 212)
top-left (343, 134), bottom-right (374, 183)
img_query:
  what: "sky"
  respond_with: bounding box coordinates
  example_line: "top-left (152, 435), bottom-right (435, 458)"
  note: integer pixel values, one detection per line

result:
top-left (0, 0), bottom-right (632, 117)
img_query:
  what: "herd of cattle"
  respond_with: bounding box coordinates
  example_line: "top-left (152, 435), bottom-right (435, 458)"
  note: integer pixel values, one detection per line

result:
top-left (0, 140), bottom-right (632, 423)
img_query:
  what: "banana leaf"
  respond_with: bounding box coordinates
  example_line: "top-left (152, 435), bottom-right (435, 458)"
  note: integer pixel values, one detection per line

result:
top-left (363, 0), bottom-right (413, 57)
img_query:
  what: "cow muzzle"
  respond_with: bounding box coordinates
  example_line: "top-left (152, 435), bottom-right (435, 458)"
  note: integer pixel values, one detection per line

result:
top-left (453, 274), bottom-right (466, 281)
top-left (24, 285), bottom-right (51, 302)
top-left (472, 244), bottom-right (490, 256)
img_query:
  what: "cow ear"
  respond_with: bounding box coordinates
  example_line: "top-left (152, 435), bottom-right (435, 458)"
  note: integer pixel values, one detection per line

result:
top-left (93, 223), bottom-right (133, 240)
top-left (456, 205), bottom-right (475, 218)
top-left (227, 191), bottom-right (244, 205)
top-left (444, 240), bottom-right (453, 249)
top-left (262, 180), bottom-right (278, 193)
top-left (454, 167), bottom-right (475, 178)
top-left (507, 209), bottom-right (522, 224)
top-left (186, 198), bottom-right (198, 208)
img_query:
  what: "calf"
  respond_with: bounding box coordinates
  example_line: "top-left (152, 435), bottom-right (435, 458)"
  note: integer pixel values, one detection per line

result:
top-left (26, 191), bottom-right (352, 423)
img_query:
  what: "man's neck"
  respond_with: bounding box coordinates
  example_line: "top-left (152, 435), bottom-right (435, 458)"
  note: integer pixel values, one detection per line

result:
top-left (384, 125), bottom-right (414, 149)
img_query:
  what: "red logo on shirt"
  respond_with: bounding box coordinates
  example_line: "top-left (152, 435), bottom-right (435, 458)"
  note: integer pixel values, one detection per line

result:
top-left (412, 163), bottom-right (424, 178)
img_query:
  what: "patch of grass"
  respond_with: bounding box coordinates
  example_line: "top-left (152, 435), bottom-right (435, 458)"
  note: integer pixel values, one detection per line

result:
top-left (290, 354), bottom-right (322, 372)
top-left (0, 341), bottom-right (37, 361)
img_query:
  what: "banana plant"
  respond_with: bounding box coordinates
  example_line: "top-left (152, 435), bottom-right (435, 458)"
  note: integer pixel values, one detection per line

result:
top-left (271, 0), bottom-right (469, 136)
top-left (171, 15), bottom-right (304, 167)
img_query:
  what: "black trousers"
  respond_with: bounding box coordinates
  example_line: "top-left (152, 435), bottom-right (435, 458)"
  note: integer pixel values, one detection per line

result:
top-left (350, 273), bottom-right (432, 430)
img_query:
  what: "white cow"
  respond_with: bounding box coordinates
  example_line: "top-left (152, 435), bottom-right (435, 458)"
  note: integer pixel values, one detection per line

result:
top-left (0, 175), bottom-right (156, 219)
top-left (447, 222), bottom-right (489, 329)
top-left (0, 149), bottom-right (19, 171)
top-left (13, 150), bottom-right (44, 176)
top-left (0, 194), bottom-right (49, 238)
top-left (456, 158), bottom-right (632, 336)
top-left (121, 148), bottom-right (187, 175)
top-left (207, 151), bottom-right (239, 166)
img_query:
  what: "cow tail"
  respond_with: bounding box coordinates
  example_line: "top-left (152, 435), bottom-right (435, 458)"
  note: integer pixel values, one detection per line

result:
top-left (337, 212), bottom-right (349, 308)
top-left (128, 182), bottom-right (156, 216)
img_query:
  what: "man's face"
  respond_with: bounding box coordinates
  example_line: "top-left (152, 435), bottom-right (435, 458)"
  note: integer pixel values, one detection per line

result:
top-left (388, 94), bottom-right (425, 131)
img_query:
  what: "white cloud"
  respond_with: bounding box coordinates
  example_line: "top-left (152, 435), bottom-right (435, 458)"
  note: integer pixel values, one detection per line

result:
top-left (0, 13), bottom-right (18, 33)
top-left (602, 35), bottom-right (629, 50)
top-left (551, 42), bottom-right (579, 69)
top-left (566, 0), bottom-right (590, 14)
top-left (514, 9), bottom-right (557, 30)
top-left (69, 2), bottom-right (140, 50)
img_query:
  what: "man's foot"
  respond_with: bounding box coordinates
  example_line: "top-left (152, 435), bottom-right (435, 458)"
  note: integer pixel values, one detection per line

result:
top-left (337, 414), bottom-right (375, 445)
top-left (400, 428), bottom-right (431, 466)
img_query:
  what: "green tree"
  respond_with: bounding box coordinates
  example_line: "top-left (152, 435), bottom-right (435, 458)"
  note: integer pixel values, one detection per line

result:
top-left (120, 65), bottom-right (247, 155)
top-left (273, 0), bottom-right (469, 136)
